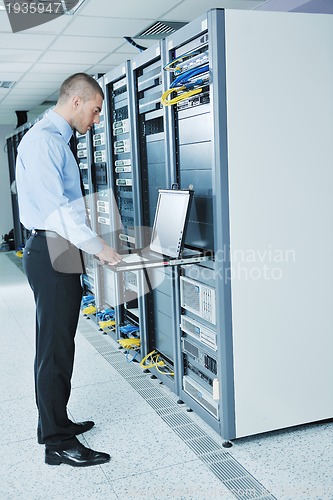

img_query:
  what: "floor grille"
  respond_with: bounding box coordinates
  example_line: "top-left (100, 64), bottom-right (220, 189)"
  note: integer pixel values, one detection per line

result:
top-left (78, 317), bottom-right (277, 500)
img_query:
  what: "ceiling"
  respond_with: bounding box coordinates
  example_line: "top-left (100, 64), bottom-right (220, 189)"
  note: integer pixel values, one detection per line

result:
top-left (0, 0), bottom-right (332, 126)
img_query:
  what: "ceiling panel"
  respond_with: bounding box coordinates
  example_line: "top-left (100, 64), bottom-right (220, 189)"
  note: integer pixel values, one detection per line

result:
top-left (0, 49), bottom-right (43, 63)
top-left (87, 64), bottom-right (117, 75)
top-left (31, 62), bottom-right (91, 74)
top-left (79, 0), bottom-right (185, 19)
top-left (19, 73), bottom-right (70, 83)
top-left (0, 33), bottom-right (57, 49)
top-left (13, 81), bottom-right (62, 90)
top-left (49, 35), bottom-right (125, 52)
top-left (39, 50), bottom-right (109, 65)
top-left (0, 62), bottom-right (34, 72)
top-left (62, 16), bottom-right (155, 38)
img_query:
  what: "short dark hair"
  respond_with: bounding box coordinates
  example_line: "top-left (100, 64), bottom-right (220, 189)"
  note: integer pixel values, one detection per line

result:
top-left (58, 73), bottom-right (104, 103)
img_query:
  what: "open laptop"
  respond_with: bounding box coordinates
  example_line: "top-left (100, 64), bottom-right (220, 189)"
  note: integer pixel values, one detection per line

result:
top-left (108, 189), bottom-right (210, 272)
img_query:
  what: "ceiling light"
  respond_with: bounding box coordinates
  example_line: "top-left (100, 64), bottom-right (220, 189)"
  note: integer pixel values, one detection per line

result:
top-left (0, 81), bottom-right (16, 89)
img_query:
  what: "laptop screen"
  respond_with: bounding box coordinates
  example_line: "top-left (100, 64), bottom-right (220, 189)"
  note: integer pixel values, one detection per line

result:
top-left (150, 189), bottom-right (192, 257)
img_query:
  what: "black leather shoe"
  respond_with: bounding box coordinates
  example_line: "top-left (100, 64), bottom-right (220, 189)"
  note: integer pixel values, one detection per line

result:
top-left (45, 442), bottom-right (111, 467)
top-left (37, 420), bottom-right (95, 444)
top-left (71, 420), bottom-right (95, 434)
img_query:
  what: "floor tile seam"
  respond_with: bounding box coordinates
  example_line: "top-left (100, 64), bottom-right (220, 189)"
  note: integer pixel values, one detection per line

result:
top-left (98, 457), bottom-right (202, 482)
top-left (2, 436), bottom-right (37, 447)
top-left (0, 394), bottom-right (35, 405)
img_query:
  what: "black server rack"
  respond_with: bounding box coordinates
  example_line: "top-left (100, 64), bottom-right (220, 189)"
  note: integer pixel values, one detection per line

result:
top-left (128, 44), bottom-right (180, 390)
top-left (75, 124), bottom-right (96, 295)
top-left (6, 123), bottom-right (31, 250)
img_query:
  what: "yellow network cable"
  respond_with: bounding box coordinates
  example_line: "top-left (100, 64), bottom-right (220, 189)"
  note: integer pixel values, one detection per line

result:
top-left (161, 86), bottom-right (202, 107)
top-left (154, 353), bottom-right (174, 376)
top-left (163, 50), bottom-right (200, 73)
top-left (82, 304), bottom-right (96, 315)
top-left (98, 319), bottom-right (116, 330)
top-left (118, 338), bottom-right (141, 349)
top-left (140, 350), bottom-right (164, 369)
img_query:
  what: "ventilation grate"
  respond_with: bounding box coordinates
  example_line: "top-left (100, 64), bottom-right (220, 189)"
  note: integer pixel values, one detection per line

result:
top-left (0, 81), bottom-right (16, 89)
top-left (135, 21), bottom-right (187, 39)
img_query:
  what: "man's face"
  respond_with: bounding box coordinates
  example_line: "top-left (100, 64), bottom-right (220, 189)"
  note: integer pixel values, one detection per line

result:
top-left (72, 92), bottom-right (103, 135)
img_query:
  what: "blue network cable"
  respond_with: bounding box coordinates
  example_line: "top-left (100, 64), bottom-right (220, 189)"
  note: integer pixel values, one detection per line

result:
top-left (170, 64), bottom-right (209, 89)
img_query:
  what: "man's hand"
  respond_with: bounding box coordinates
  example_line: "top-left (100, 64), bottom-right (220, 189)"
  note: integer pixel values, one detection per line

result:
top-left (96, 244), bottom-right (122, 265)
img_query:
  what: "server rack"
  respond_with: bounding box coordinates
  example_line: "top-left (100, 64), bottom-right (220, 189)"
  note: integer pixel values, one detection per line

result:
top-left (97, 62), bottom-right (146, 351)
top-left (6, 123), bottom-right (32, 250)
top-left (161, 12), bottom-right (228, 435)
top-left (128, 43), bottom-right (181, 391)
top-left (75, 120), bottom-right (97, 295)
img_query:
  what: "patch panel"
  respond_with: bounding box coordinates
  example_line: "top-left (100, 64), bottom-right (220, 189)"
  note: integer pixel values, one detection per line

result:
top-left (176, 49), bottom-right (209, 74)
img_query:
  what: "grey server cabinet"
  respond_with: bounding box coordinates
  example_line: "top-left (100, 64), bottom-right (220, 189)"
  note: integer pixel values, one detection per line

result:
top-left (162, 11), bottom-right (229, 436)
top-left (75, 111), bottom-right (97, 295)
top-left (162, 8), bottom-right (333, 441)
top-left (86, 77), bottom-right (111, 307)
top-left (6, 123), bottom-right (32, 250)
top-left (100, 63), bottom-right (146, 349)
top-left (127, 43), bottom-right (182, 391)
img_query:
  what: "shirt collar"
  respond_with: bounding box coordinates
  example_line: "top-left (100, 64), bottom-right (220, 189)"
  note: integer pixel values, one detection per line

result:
top-left (47, 109), bottom-right (73, 144)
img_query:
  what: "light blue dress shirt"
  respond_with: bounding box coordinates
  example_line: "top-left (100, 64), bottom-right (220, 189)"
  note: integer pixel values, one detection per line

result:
top-left (16, 110), bottom-right (103, 255)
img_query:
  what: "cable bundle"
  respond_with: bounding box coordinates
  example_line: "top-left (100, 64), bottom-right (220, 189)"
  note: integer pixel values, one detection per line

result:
top-left (161, 64), bottom-right (209, 107)
top-left (140, 350), bottom-right (174, 376)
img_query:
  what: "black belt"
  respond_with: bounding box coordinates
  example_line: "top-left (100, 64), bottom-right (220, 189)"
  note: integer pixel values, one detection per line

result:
top-left (31, 229), bottom-right (58, 237)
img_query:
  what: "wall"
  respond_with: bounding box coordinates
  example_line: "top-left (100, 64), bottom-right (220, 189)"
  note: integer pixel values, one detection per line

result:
top-left (0, 125), bottom-right (15, 240)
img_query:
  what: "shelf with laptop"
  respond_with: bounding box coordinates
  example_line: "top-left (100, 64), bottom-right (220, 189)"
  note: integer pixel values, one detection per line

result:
top-left (101, 188), bottom-right (212, 273)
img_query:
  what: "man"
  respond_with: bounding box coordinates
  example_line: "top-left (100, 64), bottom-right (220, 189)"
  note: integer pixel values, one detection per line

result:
top-left (16, 73), bottom-right (121, 467)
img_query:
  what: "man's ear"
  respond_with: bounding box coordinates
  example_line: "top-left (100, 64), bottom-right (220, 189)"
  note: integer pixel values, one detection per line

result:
top-left (72, 95), bottom-right (81, 109)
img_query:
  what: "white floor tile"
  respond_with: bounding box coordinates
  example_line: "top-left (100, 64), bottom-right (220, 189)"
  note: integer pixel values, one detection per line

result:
top-left (110, 460), bottom-right (235, 500)
top-left (0, 438), bottom-right (118, 500)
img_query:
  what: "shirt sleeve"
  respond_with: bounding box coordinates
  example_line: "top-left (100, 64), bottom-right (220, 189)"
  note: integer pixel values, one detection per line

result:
top-left (19, 134), bottom-right (103, 255)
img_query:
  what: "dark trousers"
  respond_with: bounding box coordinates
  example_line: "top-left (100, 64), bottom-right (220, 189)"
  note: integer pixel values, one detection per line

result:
top-left (23, 232), bottom-right (83, 449)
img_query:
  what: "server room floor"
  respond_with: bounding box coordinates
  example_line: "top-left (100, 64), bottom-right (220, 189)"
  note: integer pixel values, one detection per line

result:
top-left (1, 251), bottom-right (332, 500)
